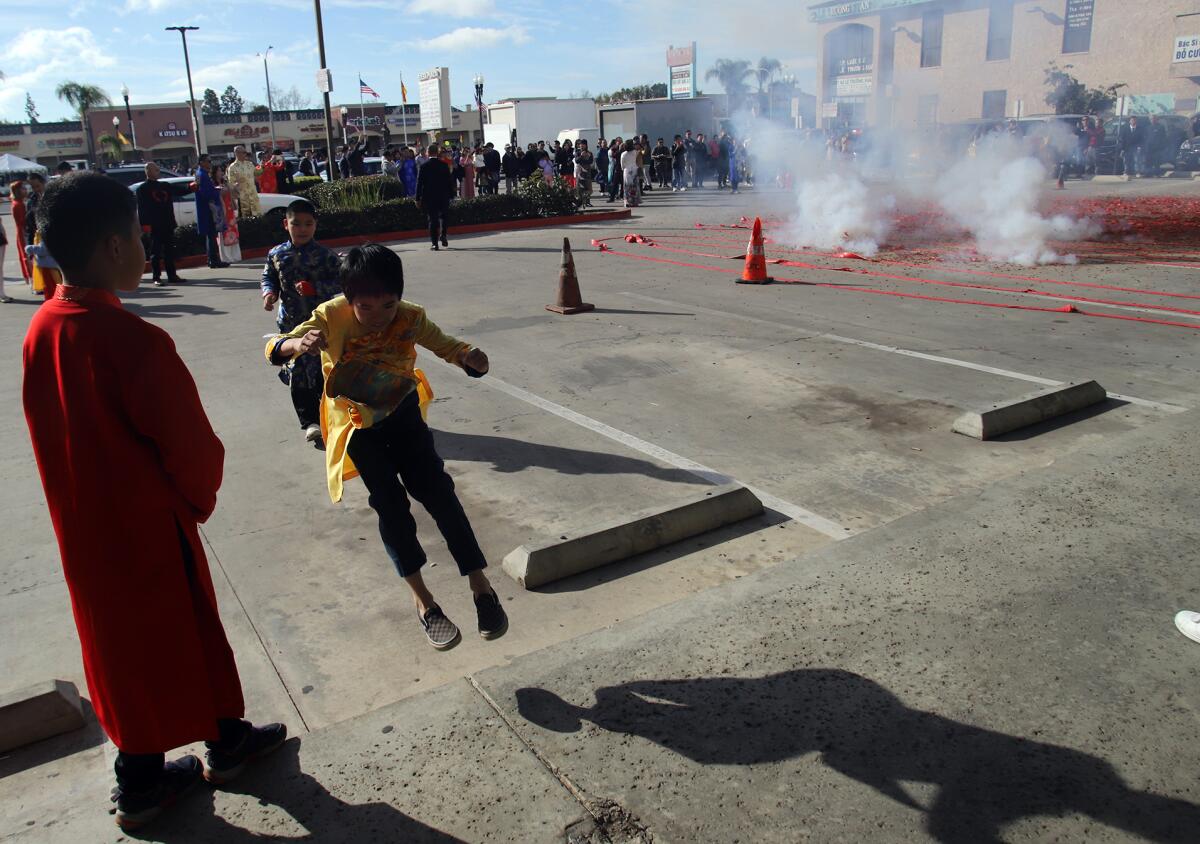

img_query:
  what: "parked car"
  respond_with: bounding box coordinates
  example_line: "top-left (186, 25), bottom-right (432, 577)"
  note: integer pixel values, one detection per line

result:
top-left (1095, 114), bottom-right (1190, 175)
top-left (1176, 136), bottom-right (1200, 170)
top-left (103, 164), bottom-right (183, 187)
top-left (127, 176), bottom-right (294, 226)
top-left (319, 156), bottom-right (383, 181)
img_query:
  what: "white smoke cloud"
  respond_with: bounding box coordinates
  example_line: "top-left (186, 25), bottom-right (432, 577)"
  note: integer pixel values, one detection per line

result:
top-left (937, 134), bottom-right (1100, 266)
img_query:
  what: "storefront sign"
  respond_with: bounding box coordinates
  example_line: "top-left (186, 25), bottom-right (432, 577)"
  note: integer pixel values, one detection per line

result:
top-left (37, 137), bottom-right (84, 150)
top-left (419, 67), bottom-right (451, 131)
top-left (346, 116), bottom-right (382, 127)
top-left (821, 102), bottom-right (840, 118)
top-left (667, 41), bottom-right (697, 100)
top-left (670, 65), bottom-right (694, 99)
top-left (223, 125), bottom-right (270, 138)
top-left (809, 0), bottom-right (926, 23)
top-left (835, 75), bottom-right (873, 97)
top-left (837, 56), bottom-right (873, 76)
top-left (0, 139), bottom-right (21, 150)
top-left (157, 122), bottom-right (190, 139)
top-left (298, 123), bottom-right (328, 134)
top-left (1174, 34), bottom-right (1200, 63)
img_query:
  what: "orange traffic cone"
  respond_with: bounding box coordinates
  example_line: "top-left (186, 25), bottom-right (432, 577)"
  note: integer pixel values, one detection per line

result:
top-left (547, 237), bottom-right (595, 315)
top-left (737, 217), bottom-right (773, 284)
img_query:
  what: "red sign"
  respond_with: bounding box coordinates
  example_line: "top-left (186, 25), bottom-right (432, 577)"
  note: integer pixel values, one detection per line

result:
top-left (667, 44), bottom-right (694, 67)
top-left (0, 140), bottom-right (21, 150)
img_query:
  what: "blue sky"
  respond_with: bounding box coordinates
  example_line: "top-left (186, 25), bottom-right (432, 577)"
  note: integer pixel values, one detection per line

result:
top-left (0, 0), bottom-right (818, 122)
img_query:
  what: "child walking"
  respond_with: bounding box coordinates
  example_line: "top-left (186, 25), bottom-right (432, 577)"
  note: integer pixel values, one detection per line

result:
top-left (261, 199), bottom-right (343, 445)
top-left (22, 173), bottom-right (284, 832)
top-left (265, 244), bottom-right (508, 649)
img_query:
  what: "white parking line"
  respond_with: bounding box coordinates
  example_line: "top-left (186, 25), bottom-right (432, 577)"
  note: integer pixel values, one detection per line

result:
top-left (424, 357), bottom-right (852, 540)
top-left (621, 292), bottom-right (1189, 415)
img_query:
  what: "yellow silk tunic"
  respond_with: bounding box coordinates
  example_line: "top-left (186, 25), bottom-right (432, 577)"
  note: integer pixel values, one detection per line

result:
top-left (225, 159), bottom-right (262, 216)
top-left (266, 295), bottom-right (471, 502)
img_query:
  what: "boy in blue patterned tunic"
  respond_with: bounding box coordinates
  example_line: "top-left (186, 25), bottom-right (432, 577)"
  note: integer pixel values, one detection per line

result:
top-left (261, 199), bottom-right (342, 444)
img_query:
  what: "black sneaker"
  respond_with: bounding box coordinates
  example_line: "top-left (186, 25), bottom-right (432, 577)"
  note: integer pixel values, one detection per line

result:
top-left (474, 589), bottom-right (508, 640)
top-left (152, 277), bottom-right (165, 287)
top-left (440, 237), bottom-right (449, 248)
top-left (202, 721), bottom-right (288, 785)
top-left (112, 754), bottom-right (202, 831)
top-left (168, 276), bottom-right (187, 284)
top-left (420, 604), bottom-right (461, 650)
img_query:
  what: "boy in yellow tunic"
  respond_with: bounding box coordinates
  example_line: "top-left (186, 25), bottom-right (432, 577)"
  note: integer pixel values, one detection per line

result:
top-left (265, 243), bottom-right (507, 650)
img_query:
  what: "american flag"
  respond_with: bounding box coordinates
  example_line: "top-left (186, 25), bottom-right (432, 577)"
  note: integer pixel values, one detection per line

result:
top-left (359, 77), bottom-right (380, 99)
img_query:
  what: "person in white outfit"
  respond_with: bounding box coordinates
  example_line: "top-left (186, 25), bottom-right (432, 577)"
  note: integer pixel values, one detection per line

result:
top-left (620, 140), bottom-right (640, 208)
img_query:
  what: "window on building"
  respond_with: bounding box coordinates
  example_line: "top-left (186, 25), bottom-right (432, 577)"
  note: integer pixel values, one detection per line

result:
top-left (921, 10), bottom-right (944, 68)
top-left (918, 94), bottom-right (940, 126)
top-left (1062, 0), bottom-right (1094, 54)
top-left (982, 89), bottom-right (1008, 120)
top-left (986, 1), bottom-right (1013, 61)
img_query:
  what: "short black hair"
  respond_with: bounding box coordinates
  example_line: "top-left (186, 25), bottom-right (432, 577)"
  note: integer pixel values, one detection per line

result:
top-left (29, 172), bottom-right (46, 185)
top-left (340, 243), bottom-right (404, 302)
top-left (37, 172), bottom-right (137, 275)
top-left (286, 198), bottom-right (317, 219)
top-left (56, 162), bottom-right (73, 174)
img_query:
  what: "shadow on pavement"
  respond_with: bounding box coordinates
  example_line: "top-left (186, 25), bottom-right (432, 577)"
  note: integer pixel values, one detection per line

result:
top-left (122, 302), bottom-right (228, 319)
top-left (431, 429), bottom-right (706, 485)
top-left (0, 700), bottom-right (108, 779)
top-left (517, 669), bottom-right (1200, 843)
top-left (138, 739), bottom-right (464, 843)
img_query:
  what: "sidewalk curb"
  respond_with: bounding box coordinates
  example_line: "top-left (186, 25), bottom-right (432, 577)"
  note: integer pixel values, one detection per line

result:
top-left (163, 209), bottom-right (633, 271)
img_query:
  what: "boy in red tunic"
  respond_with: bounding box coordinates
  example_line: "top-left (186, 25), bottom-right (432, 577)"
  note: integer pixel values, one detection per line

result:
top-left (21, 173), bottom-right (286, 831)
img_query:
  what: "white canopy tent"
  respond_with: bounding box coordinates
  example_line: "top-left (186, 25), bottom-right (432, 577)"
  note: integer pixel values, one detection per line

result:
top-left (0, 153), bottom-right (48, 176)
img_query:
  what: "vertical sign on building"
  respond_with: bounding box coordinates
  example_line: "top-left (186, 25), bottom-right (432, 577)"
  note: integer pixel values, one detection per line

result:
top-left (419, 67), bottom-right (452, 131)
top-left (667, 43), bottom-right (697, 100)
top-left (1062, 0), bottom-right (1095, 54)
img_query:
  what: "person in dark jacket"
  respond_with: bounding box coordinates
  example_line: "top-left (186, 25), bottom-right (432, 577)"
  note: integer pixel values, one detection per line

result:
top-left (1146, 115), bottom-right (1168, 177)
top-left (502, 146), bottom-right (520, 193)
top-left (1117, 116), bottom-right (1146, 178)
top-left (482, 143), bottom-right (502, 195)
top-left (135, 162), bottom-right (185, 286)
top-left (416, 145), bottom-right (454, 250)
top-left (347, 139), bottom-right (368, 177)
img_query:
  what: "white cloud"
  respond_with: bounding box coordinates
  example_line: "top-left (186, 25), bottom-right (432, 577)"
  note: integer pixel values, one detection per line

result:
top-left (178, 52), bottom-right (295, 94)
top-left (413, 25), bottom-right (527, 52)
top-left (409, 0), bottom-right (495, 17)
top-left (6, 26), bottom-right (116, 72)
top-left (122, 0), bottom-right (179, 10)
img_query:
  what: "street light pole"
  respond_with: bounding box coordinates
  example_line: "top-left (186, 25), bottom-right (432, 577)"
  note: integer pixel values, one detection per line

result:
top-left (111, 115), bottom-right (121, 165)
top-left (165, 25), bottom-right (202, 161)
top-left (473, 73), bottom-right (485, 147)
top-left (259, 46), bottom-right (276, 151)
top-left (121, 83), bottom-right (138, 158)
top-left (312, 0), bottom-right (339, 179)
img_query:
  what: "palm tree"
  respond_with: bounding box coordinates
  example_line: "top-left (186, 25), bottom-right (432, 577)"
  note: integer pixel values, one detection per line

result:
top-left (97, 133), bottom-right (124, 166)
top-left (55, 81), bottom-right (111, 165)
top-left (755, 57), bottom-right (782, 94)
top-left (705, 59), bottom-right (754, 115)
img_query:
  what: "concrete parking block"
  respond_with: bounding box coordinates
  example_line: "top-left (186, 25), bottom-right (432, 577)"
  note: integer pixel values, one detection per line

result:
top-left (952, 380), bottom-right (1107, 440)
top-left (0, 679), bottom-right (85, 753)
top-left (503, 483), bottom-right (764, 588)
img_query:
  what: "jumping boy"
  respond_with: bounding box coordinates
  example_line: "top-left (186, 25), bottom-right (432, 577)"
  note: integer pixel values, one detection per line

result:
top-left (261, 198), bottom-right (343, 445)
top-left (265, 243), bottom-right (508, 649)
top-left (22, 173), bottom-right (284, 831)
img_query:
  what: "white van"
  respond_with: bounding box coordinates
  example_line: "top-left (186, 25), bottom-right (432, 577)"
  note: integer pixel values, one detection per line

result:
top-left (62, 159), bottom-right (92, 172)
top-left (557, 128), bottom-right (601, 149)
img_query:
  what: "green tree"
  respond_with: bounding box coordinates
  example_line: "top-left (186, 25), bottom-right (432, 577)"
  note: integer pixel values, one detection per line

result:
top-left (25, 92), bottom-right (38, 123)
top-left (97, 132), bottom-right (124, 165)
top-left (1044, 62), bottom-right (1125, 115)
top-left (201, 87), bottom-right (222, 115)
top-left (55, 81), bottom-right (111, 164)
top-left (249, 104), bottom-right (270, 114)
top-left (755, 57), bottom-right (782, 94)
top-left (705, 59), bottom-right (754, 114)
top-left (220, 85), bottom-right (244, 114)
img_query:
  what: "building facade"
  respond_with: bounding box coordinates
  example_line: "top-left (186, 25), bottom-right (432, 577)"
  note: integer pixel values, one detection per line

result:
top-left (810, 0), bottom-right (1200, 129)
top-left (0, 101), bottom-right (475, 169)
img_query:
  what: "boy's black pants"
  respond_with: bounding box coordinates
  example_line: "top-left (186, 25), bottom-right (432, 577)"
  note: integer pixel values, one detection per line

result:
top-left (426, 202), bottom-right (449, 246)
top-left (346, 393), bottom-right (487, 579)
top-left (149, 226), bottom-right (178, 280)
top-left (291, 378), bottom-right (321, 429)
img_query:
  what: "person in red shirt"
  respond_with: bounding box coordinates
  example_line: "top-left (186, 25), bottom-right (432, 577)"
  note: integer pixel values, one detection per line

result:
top-left (21, 173), bottom-right (285, 832)
top-left (257, 148), bottom-right (284, 193)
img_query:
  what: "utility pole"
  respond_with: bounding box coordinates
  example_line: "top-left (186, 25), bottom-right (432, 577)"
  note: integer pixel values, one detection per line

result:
top-left (313, 0), bottom-right (339, 179)
top-left (121, 83), bottom-right (138, 159)
top-left (165, 26), bottom-right (201, 161)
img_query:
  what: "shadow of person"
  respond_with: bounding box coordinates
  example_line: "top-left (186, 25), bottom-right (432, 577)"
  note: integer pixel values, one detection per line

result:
top-left (517, 670), bottom-right (1200, 843)
top-left (139, 738), bottom-right (464, 843)
top-left (431, 429), bottom-right (705, 486)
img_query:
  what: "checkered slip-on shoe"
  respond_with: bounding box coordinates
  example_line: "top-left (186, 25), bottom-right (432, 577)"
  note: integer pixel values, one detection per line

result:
top-left (420, 604), bottom-right (462, 650)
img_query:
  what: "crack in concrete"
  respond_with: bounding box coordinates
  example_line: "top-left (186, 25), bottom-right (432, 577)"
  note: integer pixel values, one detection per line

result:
top-left (466, 675), bottom-right (653, 843)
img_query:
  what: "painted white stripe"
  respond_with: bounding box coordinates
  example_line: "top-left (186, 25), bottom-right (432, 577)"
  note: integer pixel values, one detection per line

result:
top-left (621, 292), bottom-right (1189, 415)
top-left (424, 357), bottom-right (851, 539)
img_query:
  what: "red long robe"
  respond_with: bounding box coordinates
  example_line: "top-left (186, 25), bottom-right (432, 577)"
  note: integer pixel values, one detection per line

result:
top-left (22, 286), bottom-right (244, 754)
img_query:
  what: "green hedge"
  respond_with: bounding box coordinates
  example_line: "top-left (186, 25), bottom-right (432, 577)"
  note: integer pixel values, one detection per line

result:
top-left (173, 175), bottom-right (583, 258)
